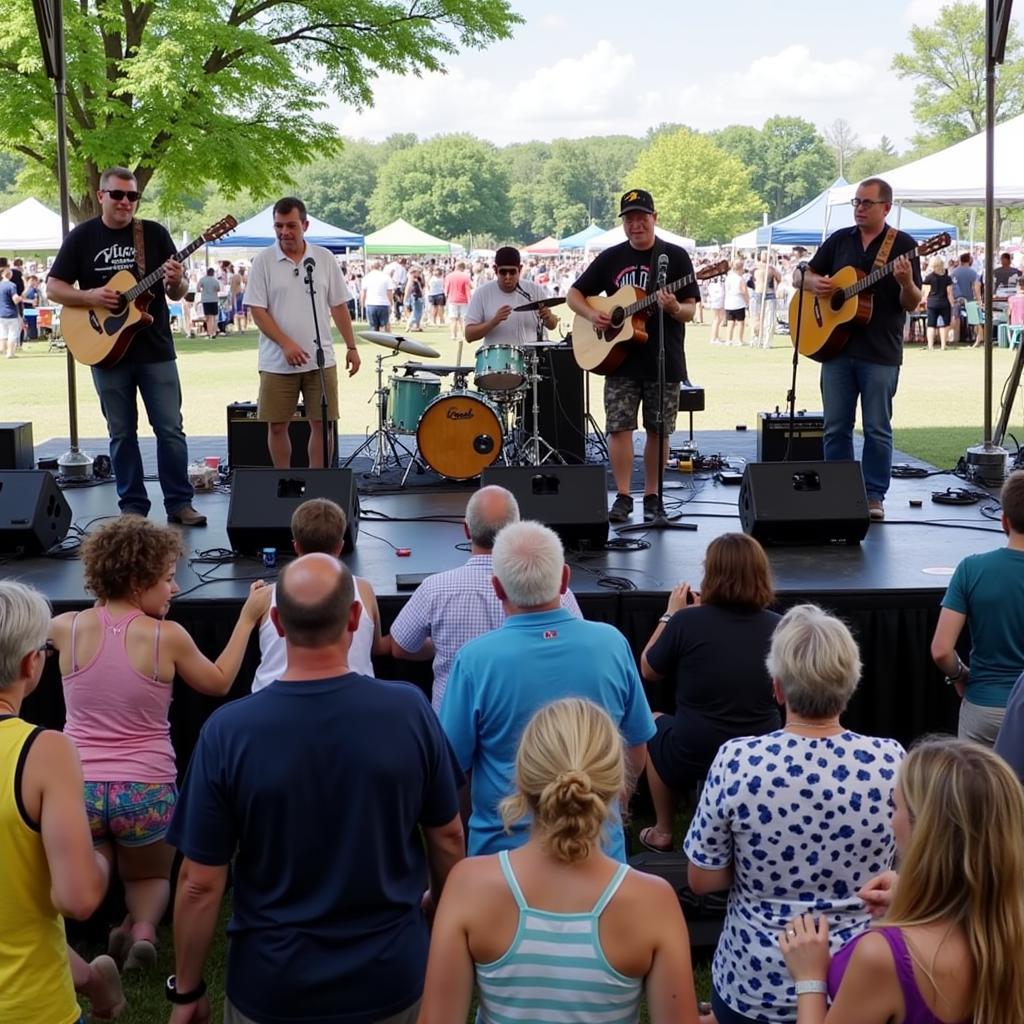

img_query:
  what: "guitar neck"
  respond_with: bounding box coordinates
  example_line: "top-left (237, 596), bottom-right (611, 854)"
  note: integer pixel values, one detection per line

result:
top-left (122, 235), bottom-right (208, 301)
top-left (844, 246), bottom-right (922, 300)
top-left (623, 272), bottom-right (697, 317)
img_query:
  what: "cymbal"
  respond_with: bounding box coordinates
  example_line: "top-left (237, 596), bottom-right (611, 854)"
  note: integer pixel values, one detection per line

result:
top-left (401, 362), bottom-right (474, 376)
top-left (358, 331), bottom-right (440, 358)
top-left (512, 296), bottom-right (567, 312)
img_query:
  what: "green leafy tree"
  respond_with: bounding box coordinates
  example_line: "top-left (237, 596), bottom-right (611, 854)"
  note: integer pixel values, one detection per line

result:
top-left (0, 0), bottom-right (520, 222)
top-left (369, 134), bottom-right (511, 238)
top-left (847, 142), bottom-right (902, 183)
top-left (755, 117), bottom-right (836, 219)
top-left (713, 125), bottom-right (763, 173)
top-left (291, 142), bottom-right (385, 235)
top-left (625, 128), bottom-right (764, 243)
top-left (893, 2), bottom-right (1024, 146)
top-left (501, 141), bottom-right (552, 239)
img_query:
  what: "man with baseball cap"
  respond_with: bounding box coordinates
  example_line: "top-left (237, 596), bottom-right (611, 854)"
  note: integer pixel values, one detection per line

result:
top-left (465, 245), bottom-right (559, 347)
top-left (568, 189), bottom-right (699, 522)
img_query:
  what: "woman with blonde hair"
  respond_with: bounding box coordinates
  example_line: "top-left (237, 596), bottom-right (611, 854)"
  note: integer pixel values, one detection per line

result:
top-left (781, 738), bottom-right (1024, 1024)
top-left (921, 254), bottom-right (954, 350)
top-left (418, 698), bottom-right (699, 1024)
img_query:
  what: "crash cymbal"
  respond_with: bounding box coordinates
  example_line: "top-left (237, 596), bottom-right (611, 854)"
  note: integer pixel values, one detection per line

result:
top-left (400, 362), bottom-right (475, 376)
top-left (511, 296), bottom-right (567, 312)
top-left (357, 331), bottom-right (440, 358)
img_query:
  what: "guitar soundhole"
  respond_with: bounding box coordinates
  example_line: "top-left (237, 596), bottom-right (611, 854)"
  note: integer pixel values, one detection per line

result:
top-left (609, 307), bottom-right (625, 328)
top-left (829, 291), bottom-right (846, 312)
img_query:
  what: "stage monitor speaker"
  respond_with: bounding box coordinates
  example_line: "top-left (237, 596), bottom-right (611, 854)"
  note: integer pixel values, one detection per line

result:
top-left (756, 410), bottom-right (824, 462)
top-left (0, 422), bottom-right (34, 470)
top-left (0, 470), bottom-right (71, 555)
top-left (523, 346), bottom-right (585, 464)
top-left (226, 403), bottom-right (338, 469)
top-left (481, 465), bottom-right (608, 550)
top-left (226, 469), bottom-right (359, 556)
top-left (738, 461), bottom-right (869, 546)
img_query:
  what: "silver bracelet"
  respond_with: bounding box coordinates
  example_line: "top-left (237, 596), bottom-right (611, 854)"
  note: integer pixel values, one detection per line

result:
top-left (794, 980), bottom-right (828, 996)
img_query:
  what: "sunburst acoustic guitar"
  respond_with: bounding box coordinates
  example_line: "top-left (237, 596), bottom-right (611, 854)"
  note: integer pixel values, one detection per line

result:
top-left (788, 232), bottom-right (951, 362)
top-left (572, 260), bottom-right (729, 375)
top-left (63, 216), bottom-right (237, 367)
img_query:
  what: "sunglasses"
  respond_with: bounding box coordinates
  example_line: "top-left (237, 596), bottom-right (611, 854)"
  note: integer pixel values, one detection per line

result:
top-left (102, 189), bottom-right (142, 202)
top-left (38, 640), bottom-right (57, 659)
top-left (495, 268), bottom-right (519, 276)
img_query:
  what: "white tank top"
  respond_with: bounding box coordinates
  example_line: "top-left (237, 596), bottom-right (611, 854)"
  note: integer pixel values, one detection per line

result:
top-left (251, 579), bottom-right (375, 692)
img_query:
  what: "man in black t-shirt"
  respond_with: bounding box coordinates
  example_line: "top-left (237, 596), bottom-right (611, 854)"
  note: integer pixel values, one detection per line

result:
top-left (568, 189), bottom-right (699, 523)
top-left (47, 167), bottom-right (205, 525)
top-left (796, 177), bottom-right (921, 522)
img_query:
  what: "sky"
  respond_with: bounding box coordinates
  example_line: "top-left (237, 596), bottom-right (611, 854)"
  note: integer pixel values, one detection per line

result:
top-left (319, 0), bottom-right (1020, 151)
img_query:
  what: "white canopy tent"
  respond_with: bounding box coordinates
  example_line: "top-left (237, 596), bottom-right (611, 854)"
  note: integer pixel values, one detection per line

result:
top-left (585, 224), bottom-right (695, 254)
top-left (0, 198), bottom-right (72, 251)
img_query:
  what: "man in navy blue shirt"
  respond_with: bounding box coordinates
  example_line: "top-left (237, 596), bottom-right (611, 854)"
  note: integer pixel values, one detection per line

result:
top-left (796, 177), bottom-right (922, 521)
top-left (166, 554), bottom-right (464, 1024)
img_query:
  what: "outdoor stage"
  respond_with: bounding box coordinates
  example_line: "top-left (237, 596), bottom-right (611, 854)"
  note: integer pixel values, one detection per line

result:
top-left (17, 427), bottom-right (1000, 766)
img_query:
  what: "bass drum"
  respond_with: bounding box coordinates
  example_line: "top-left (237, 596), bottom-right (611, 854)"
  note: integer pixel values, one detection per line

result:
top-left (417, 390), bottom-right (503, 480)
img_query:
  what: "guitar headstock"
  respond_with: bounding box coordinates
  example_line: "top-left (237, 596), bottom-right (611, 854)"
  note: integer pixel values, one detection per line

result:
top-left (203, 216), bottom-right (238, 243)
top-left (919, 233), bottom-right (952, 256)
top-left (697, 259), bottom-right (730, 281)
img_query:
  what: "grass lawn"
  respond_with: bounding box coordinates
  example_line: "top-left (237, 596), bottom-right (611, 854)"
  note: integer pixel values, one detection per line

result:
top-left (6, 316), bottom-right (1022, 470)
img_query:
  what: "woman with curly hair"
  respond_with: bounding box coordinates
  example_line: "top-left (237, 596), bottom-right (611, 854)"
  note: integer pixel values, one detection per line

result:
top-left (49, 516), bottom-right (269, 972)
top-left (781, 738), bottom-right (1024, 1024)
top-left (417, 698), bottom-right (699, 1024)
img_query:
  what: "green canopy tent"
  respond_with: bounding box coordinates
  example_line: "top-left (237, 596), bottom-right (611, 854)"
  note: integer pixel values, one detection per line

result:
top-left (363, 218), bottom-right (458, 255)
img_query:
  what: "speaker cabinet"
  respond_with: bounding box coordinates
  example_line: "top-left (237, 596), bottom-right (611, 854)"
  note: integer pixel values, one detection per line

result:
top-left (738, 461), bottom-right (869, 546)
top-left (481, 465), bottom-right (608, 550)
top-left (226, 469), bottom-right (359, 555)
top-left (0, 422), bottom-right (34, 470)
top-left (756, 411), bottom-right (825, 462)
top-left (226, 403), bottom-right (338, 469)
top-left (0, 470), bottom-right (71, 555)
top-left (522, 346), bottom-right (585, 464)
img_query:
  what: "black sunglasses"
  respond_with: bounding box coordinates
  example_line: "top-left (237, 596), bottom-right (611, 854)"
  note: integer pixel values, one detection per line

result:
top-left (102, 189), bottom-right (142, 202)
top-left (495, 268), bottom-right (519, 276)
top-left (38, 640), bottom-right (58, 658)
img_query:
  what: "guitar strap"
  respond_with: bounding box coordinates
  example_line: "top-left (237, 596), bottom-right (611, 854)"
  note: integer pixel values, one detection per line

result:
top-left (873, 227), bottom-right (898, 271)
top-left (132, 218), bottom-right (146, 278)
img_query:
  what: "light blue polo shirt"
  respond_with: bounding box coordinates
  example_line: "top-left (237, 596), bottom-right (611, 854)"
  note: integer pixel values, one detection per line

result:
top-left (440, 607), bottom-right (655, 860)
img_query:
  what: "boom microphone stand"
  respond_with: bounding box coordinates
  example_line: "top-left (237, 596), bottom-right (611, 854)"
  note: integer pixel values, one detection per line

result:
top-left (619, 253), bottom-right (697, 534)
top-left (304, 256), bottom-right (331, 468)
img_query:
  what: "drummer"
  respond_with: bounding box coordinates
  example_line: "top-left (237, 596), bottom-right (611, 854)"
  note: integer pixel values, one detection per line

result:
top-left (464, 246), bottom-right (559, 347)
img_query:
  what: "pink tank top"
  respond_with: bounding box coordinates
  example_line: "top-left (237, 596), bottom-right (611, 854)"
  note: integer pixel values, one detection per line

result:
top-left (62, 608), bottom-right (177, 783)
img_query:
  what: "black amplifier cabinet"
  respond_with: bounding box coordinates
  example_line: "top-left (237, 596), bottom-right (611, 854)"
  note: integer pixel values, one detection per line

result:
top-left (0, 422), bottom-right (34, 470)
top-left (226, 403), bottom-right (338, 469)
top-left (756, 410), bottom-right (825, 462)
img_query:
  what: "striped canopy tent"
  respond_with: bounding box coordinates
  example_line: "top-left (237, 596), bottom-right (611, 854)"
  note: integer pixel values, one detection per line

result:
top-left (363, 218), bottom-right (457, 255)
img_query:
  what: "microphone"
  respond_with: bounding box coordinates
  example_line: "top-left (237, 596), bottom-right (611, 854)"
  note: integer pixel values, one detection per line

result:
top-left (657, 253), bottom-right (669, 287)
top-left (797, 261), bottom-right (809, 272)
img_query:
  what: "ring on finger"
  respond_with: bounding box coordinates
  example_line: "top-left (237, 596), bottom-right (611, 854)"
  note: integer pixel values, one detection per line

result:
top-left (787, 929), bottom-right (797, 937)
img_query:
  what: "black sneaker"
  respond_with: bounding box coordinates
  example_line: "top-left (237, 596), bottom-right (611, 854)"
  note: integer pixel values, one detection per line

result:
top-left (643, 494), bottom-right (665, 522)
top-left (609, 493), bottom-right (633, 523)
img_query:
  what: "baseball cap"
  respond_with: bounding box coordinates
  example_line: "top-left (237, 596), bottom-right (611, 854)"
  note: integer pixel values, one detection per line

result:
top-left (619, 189), bottom-right (655, 216)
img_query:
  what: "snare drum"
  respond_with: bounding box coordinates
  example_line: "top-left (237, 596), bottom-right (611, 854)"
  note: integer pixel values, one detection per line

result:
top-left (388, 374), bottom-right (440, 433)
top-left (416, 390), bottom-right (503, 480)
top-left (474, 344), bottom-right (525, 392)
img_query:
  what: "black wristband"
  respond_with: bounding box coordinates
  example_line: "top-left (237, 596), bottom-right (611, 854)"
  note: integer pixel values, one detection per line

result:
top-left (166, 975), bottom-right (207, 1004)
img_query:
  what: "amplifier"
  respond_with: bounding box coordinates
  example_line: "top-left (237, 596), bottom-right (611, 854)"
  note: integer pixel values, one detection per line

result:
top-left (757, 410), bottom-right (825, 462)
top-left (523, 346), bottom-right (585, 464)
top-left (0, 422), bottom-right (34, 470)
top-left (226, 403), bottom-right (338, 469)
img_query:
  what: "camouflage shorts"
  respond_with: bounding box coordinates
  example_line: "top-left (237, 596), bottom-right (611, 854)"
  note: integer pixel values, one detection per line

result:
top-left (604, 375), bottom-right (680, 434)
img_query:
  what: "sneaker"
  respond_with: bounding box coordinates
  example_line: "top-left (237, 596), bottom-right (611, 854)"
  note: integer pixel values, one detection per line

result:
top-left (86, 954), bottom-right (125, 1019)
top-left (609, 493), bottom-right (633, 523)
top-left (124, 938), bottom-right (157, 971)
top-left (643, 494), bottom-right (665, 521)
top-left (167, 504), bottom-right (207, 526)
top-left (868, 500), bottom-right (885, 522)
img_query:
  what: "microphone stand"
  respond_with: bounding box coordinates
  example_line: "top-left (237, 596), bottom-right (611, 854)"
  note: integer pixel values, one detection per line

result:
top-left (619, 256), bottom-right (697, 534)
top-left (304, 259), bottom-right (331, 468)
top-left (782, 264), bottom-right (810, 462)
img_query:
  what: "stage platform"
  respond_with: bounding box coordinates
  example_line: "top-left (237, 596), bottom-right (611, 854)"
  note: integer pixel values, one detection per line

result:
top-left (16, 428), bottom-right (1000, 760)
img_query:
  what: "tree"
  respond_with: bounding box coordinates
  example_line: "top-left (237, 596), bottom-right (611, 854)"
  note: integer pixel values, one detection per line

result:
top-left (625, 128), bottom-right (763, 243)
top-left (369, 135), bottom-right (511, 238)
top-left (823, 118), bottom-right (861, 178)
top-left (291, 142), bottom-right (385, 235)
top-left (893, 2), bottom-right (1024, 146)
top-left (0, 0), bottom-right (520, 222)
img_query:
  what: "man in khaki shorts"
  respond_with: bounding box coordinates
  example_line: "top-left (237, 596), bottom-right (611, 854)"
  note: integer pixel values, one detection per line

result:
top-left (246, 197), bottom-right (360, 468)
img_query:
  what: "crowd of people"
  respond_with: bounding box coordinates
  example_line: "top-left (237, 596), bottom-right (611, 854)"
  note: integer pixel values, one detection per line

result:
top-left (3, 475), bottom-right (1024, 1023)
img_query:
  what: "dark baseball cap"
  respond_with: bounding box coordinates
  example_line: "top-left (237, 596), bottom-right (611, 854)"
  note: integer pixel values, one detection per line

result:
top-left (619, 189), bottom-right (655, 216)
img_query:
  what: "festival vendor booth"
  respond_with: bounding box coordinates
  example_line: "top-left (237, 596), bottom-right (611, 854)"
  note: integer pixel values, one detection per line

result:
top-left (208, 205), bottom-right (364, 253)
top-left (363, 219), bottom-right (458, 255)
top-left (558, 223), bottom-right (606, 251)
top-left (584, 223), bottom-right (696, 255)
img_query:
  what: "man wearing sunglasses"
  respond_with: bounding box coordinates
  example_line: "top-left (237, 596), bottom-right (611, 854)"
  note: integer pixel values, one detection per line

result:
top-left (47, 167), bottom-right (205, 525)
top-left (794, 177), bottom-right (921, 522)
top-left (464, 246), bottom-right (558, 347)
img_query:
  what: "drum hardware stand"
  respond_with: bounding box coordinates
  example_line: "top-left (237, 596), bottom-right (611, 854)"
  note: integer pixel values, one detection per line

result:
top-left (520, 345), bottom-right (564, 467)
top-left (343, 352), bottom-right (424, 478)
top-left (582, 369), bottom-right (609, 462)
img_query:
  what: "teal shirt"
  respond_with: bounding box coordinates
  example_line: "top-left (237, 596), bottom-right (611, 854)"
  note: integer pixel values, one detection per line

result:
top-left (942, 546), bottom-right (1024, 707)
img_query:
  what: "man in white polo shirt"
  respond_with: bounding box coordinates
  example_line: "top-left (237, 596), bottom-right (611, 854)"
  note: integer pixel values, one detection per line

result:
top-left (246, 197), bottom-right (361, 468)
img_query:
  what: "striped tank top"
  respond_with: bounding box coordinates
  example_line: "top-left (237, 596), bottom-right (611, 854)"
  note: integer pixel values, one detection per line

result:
top-left (475, 849), bottom-right (643, 1023)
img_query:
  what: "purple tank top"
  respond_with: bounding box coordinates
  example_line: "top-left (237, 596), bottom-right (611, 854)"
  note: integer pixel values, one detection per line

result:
top-left (828, 926), bottom-right (971, 1024)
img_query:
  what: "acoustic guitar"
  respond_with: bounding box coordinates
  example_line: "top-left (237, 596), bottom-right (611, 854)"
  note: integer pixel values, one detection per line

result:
top-left (572, 260), bottom-right (729, 375)
top-left (63, 216), bottom-right (237, 367)
top-left (788, 232), bottom-right (951, 362)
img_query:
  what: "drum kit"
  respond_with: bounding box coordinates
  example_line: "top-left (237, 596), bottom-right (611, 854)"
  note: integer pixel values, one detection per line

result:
top-left (347, 304), bottom-right (571, 483)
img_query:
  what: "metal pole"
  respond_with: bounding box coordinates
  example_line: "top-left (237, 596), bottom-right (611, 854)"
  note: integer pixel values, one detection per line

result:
top-left (984, 8), bottom-right (996, 445)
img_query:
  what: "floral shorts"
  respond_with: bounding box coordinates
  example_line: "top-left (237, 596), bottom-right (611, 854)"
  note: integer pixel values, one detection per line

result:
top-left (83, 781), bottom-right (177, 847)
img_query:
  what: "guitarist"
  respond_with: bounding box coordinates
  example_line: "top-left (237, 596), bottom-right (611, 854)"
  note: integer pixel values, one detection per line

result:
top-left (567, 189), bottom-right (699, 523)
top-left (46, 167), bottom-right (205, 526)
top-left (795, 177), bottom-right (921, 522)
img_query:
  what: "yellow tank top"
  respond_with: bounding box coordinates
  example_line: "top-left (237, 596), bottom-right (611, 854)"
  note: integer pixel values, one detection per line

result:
top-left (0, 717), bottom-right (80, 1024)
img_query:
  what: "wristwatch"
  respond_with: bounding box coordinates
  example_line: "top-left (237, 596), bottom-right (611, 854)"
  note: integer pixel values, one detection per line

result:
top-left (658, 613), bottom-right (672, 624)
top-left (794, 980), bottom-right (828, 996)
top-left (166, 975), bottom-right (207, 1004)
top-left (944, 658), bottom-right (966, 686)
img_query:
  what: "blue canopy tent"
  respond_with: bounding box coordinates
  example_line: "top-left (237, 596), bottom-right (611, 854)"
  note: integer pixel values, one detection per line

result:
top-left (208, 205), bottom-right (363, 252)
top-left (558, 223), bottom-right (606, 250)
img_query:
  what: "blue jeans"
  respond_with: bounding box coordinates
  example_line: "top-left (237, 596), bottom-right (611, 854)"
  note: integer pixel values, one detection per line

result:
top-left (410, 297), bottom-right (425, 327)
top-left (820, 354), bottom-right (900, 501)
top-left (366, 305), bottom-right (389, 330)
top-left (91, 359), bottom-right (193, 515)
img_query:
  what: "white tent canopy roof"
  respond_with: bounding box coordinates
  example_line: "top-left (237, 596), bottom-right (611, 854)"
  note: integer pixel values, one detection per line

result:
top-left (828, 114), bottom-right (1024, 208)
top-left (0, 197), bottom-right (72, 251)
top-left (586, 224), bottom-right (695, 253)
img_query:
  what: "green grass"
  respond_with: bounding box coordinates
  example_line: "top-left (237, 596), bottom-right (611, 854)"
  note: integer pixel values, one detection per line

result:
top-left (9, 318), bottom-right (1023, 470)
